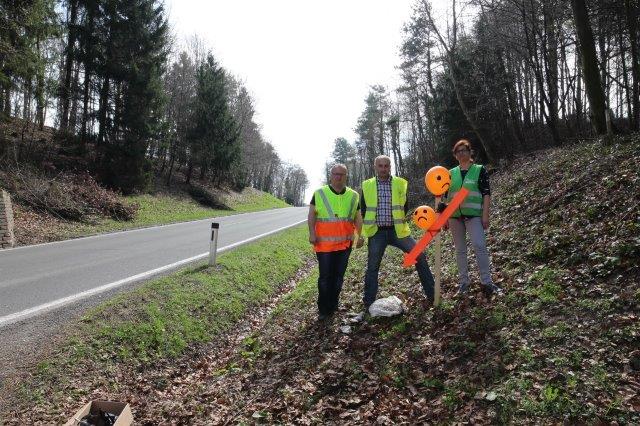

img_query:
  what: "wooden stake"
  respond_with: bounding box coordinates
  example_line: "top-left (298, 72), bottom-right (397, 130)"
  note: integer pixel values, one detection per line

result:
top-left (434, 196), bottom-right (442, 306)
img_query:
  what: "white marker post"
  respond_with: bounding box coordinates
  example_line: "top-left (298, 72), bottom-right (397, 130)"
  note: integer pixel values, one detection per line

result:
top-left (434, 196), bottom-right (442, 306)
top-left (209, 222), bottom-right (219, 266)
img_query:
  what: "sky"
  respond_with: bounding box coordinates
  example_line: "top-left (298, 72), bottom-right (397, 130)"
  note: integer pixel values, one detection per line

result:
top-left (164, 0), bottom-right (449, 199)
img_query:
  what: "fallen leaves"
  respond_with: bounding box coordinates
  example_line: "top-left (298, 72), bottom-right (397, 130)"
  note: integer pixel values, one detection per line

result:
top-left (3, 137), bottom-right (640, 424)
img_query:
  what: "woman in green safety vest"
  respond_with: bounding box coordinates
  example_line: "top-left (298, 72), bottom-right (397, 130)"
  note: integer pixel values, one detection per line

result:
top-left (444, 139), bottom-right (502, 298)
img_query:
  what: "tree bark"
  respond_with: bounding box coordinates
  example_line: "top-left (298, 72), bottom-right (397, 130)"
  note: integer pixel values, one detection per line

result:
top-left (618, 16), bottom-right (633, 126)
top-left (97, 77), bottom-right (110, 145)
top-left (80, 67), bottom-right (91, 142)
top-left (35, 37), bottom-right (46, 130)
top-left (423, 0), bottom-right (496, 163)
top-left (543, 1), bottom-right (560, 144)
top-left (575, 51), bottom-right (583, 127)
top-left (69, 62), bottom-right (80, 133)
top-left (3, 88), bottom-right (9, 116)
top-left (59, 0), bottom-right (79, 132)
top-left (571, 0), bottom-right (608, 135)
top-left (625, 0), bottom-right (640, 130)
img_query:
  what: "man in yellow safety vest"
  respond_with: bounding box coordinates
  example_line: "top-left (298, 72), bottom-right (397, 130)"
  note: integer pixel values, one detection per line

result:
top-left (360, 155), bottom-right (435, 310)
top-left (308, 163), bottom-right (364, 321)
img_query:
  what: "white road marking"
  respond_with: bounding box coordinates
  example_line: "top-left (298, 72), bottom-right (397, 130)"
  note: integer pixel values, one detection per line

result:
top-left (0, 219), bottom-right (307, 328)
top-left (0, 207), bottom-right (298, 254)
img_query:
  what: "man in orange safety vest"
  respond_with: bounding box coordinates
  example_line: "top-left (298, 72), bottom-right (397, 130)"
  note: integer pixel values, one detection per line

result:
top-left (308, 163), bottom-right (364, 321)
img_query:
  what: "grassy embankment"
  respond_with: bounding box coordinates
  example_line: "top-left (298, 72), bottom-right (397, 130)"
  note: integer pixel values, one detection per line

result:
top-left (3, 136), bottom-right (639, 424)
top-left (0, 225), bottom-right (312, 424)
top-left (63, 187), bottom-right (290, 237)
top-left (13, 187), bottom-right (290, 245)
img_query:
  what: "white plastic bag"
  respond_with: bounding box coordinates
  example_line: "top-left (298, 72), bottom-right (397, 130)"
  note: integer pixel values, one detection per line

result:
top-left (368, 295), bottom-right (405, 317)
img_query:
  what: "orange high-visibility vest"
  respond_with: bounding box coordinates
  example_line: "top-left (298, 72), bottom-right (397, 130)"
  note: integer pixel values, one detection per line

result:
top-left (313, 185), bottom-right (359, 252)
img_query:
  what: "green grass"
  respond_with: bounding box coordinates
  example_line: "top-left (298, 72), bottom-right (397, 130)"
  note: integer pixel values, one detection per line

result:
top-left (527, 267), bottom-right (562, 302)
top-left (60, 188), bottom-right (290, 239)
top-left (61, 225), bottom-right (311, 364)
top-left (224, 188), bottom-right (290, 212)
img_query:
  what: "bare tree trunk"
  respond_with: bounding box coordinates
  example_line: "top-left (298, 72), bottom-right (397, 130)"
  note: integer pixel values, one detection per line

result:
top-left (625, 0), bottom-right (640, 130)
top-left (498, 51), bottom-right (523, 153)
top-left (597, 15), bottom-right (610, 108)
top-left (166, 152), bottom-right (176, 186)
top-left (59, 0), bottom-right (78, 132)
top-left (3, 88), bottom-right (9, 116)
top-left (80, 67), bottom-right (91, 143)
top-left (543, 1), bottom-right (561, 144)
top-left (575, 50), bottom-right (583, 128)
top-left (186, 160), bottom-right (194, 184)
top-left (560, 34), bottom-right (568, 120)
top-left (35, 40), bottom-right (45, 130)
top-left (571, 0), bottom-right (608, 135)
top-left (69, 62), bottom-right (80, 133)
top-left (619, 19), bottom-right (633, 126)
top-left (23, 78), bottom-right (33, 121)
top-left (423, 0), bottom-right (496, 163)
top-left (97, 77), bottom-right (110, 145)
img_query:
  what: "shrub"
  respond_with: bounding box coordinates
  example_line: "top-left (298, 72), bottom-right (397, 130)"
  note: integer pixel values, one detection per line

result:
top-left (0, 168), bottom-right (138, 222)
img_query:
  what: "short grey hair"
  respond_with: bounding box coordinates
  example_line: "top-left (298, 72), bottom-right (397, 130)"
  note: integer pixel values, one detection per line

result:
top-left (330, 163), bottom-right (348, 173)
top-left (374, 155), bottom-right (391, 165)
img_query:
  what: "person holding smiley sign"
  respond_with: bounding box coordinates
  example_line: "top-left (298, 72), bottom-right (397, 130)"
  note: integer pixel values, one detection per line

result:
top-left (360, 155), bottom-right (436, 311)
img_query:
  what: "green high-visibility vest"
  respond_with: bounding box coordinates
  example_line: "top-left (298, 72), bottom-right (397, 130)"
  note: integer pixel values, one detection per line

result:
top-left (448, 164), bottom-right (484, 217)
top-left (361, 176), bottom-right (410, 238)
top-left (314, 185), bottom-right (359, 223)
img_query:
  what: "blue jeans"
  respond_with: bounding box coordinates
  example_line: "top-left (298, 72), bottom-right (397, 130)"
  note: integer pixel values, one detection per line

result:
top-left (316, 248), bottom-right (352, 315)
top-left (364, 227), bottom-right (435, 307)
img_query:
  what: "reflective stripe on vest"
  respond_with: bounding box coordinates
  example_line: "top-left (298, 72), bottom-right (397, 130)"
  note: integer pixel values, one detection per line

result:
top-left (361, 177), bottom-right (411, 238)
top-left (313, 185), bottom-right (358, 252)
top-left (448, 164), bottom-right (483, 217)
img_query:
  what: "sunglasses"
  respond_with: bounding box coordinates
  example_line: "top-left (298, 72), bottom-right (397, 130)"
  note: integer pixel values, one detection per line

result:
top-left (454, 149), bottom-right (470, 154)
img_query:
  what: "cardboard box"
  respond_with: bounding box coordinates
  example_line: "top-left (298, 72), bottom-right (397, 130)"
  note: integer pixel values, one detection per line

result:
top-left (64, 400), bottom-right (133, 426)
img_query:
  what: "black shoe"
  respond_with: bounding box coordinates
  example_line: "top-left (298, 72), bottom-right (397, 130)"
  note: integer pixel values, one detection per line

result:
top-left (318, 311), bottom-right (336, 321)
top-left (482, 284), bottom-right (503, 299)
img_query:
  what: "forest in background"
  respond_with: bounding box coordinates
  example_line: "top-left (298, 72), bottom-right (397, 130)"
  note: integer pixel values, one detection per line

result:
top-left (0, 0), bottom-right (309, 206)
top-left (329, 0), bottom-right (639, 194)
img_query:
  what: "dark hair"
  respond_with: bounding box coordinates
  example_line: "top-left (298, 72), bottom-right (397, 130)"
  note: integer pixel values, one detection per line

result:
top-left (452, 139), bottom-right (474, 161)
top-left (452, 139), bottom-right (471, 153)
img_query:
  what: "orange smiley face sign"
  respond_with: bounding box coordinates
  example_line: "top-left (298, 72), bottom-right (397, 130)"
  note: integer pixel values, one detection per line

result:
top-left (412, 205), bottom-right (436, 230)
top-left (425, 166), bottom-right (451, 196)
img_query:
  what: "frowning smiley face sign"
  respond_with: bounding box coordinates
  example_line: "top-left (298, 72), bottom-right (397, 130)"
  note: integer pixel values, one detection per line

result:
top-left (425, 166), bottom-right (451, 196)
top-left (412, 205), bottom-right (436, 230)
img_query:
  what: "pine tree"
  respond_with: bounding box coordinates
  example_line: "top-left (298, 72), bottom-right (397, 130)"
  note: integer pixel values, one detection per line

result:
top-left (186, 54), bottom-right (239, 185)
top-left (97, 0), bottom-right (169, 192)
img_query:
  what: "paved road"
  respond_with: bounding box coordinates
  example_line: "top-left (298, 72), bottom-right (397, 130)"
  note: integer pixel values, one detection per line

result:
top-left (0, 207), bottom-right (308, 328)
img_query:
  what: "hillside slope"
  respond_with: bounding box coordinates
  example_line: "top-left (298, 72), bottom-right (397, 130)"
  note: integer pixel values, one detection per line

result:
top-left (168, 135), bottom-right (637, 424)
top-left (0, 118), bottom-right (290, 246)
top-left (2, 136), bottom-right (638, 424)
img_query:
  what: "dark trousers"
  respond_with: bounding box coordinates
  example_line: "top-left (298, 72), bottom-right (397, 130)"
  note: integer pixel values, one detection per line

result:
top-left (363, 227), bottom-right (435, 307)
top-left (316, 248), bottom-right (352, 315)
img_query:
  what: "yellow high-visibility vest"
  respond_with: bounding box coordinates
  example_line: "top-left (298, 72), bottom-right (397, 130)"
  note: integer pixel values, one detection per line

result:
top-left (361, 176), bottom-right (410, 238)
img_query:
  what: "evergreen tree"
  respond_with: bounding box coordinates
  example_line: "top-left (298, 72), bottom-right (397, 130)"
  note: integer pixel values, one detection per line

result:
top-left (97, 0), bottom-right (169, 192)
top-left (186, 54), bottom-right (239, 185)
top-left (0, 0), bottom-right (58, 120)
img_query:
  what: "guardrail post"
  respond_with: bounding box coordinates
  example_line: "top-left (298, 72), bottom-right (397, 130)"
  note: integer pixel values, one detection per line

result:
top-left (209, 222), bottom-right (219, 266)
